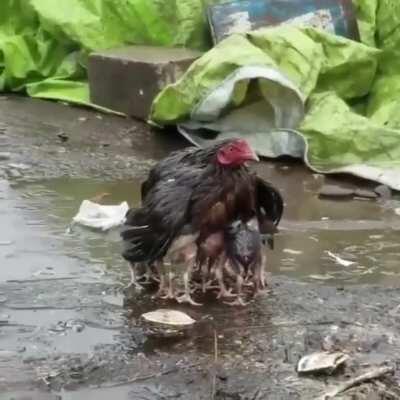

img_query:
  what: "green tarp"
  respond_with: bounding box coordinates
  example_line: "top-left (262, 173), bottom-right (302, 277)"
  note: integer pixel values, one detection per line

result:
top-left (2, 0), bottom-right (400, 188)
top-left (0, 0), bottom-right (211, 104)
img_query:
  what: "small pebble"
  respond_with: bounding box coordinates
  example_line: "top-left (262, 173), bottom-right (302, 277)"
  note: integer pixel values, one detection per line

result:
top-left (72, 324), bottom-right (85, 333)
top-left (57, 131), bottom-right (69, 142)
top-left (7, 169), bottom-right (22, 178)
top-left (0, 152), bottom-right (11, 161)
top-left (8, 163), bottom-right (29, 170)
top-left (0, 350), bottom-right (18, 359)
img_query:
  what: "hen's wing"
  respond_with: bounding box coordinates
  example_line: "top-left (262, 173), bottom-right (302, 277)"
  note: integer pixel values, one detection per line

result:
top-left (122, 163), bottom-right (205, 264)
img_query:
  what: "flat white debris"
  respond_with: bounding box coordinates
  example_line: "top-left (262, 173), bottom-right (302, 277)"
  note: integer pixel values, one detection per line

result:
top-left (297, 351), bottom-right (349, 374)
top-left (141, 309), bottom-right (196, 327)
top-left (326, 251), bottom-right (355, 267)
top-left (72, 199), bottom-right (129, 231)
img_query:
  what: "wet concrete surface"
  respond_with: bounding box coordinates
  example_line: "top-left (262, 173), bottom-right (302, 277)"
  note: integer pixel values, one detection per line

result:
top-left (1, 95), bottom-right (400, 399)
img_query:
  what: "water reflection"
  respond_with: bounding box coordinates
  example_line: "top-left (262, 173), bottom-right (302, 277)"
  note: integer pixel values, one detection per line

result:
top-left (11, 174), bottom-right (400, 287)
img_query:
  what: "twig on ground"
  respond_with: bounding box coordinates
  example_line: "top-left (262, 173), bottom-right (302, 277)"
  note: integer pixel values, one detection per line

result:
top-left (321, 365), bottom-right (395, 399)
top-left (211, 329), bottom-right (218, 400)
top-left (101, 362), bottom-right (201, 389)
top-left (7, 277), bottom-right (77, 283)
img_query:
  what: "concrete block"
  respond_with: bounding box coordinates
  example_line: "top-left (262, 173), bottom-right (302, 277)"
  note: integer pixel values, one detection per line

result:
top-left (88, 46), bottom-right (202, 121)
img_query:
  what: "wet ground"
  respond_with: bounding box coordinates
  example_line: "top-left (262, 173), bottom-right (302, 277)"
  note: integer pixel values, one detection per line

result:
top-left (1, 95), bottom-right (400, 399)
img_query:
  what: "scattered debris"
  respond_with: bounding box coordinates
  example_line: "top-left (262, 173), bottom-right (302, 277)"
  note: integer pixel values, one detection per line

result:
top-left (6, 168), bottom-right (22, 179)
top-left (72, 199), bottom-right (129, 231)
top-left (49, 320), bottom-right (85, 334)
top-left (283, 248), bottom-right (303, 255)
top-left (0, 350), bottom-right (19, 359)
top-left (0, 152), bottom-right (11, 161)
top-left (321, 365), bottom-right (395, 399)
top-left (395, 208), bottom-right (400, 216)
top-left (8, 163), bottom-right (29, 170)
top-left (319, 185), bottom-right (378, 200)
top-left (297, 351), bottom-right (349, 375)
top-left (78, 117), bottom-right (88, 122)
top-left (57, 131), bottom-right (69, 142)
top-left (326, 251), bottom-right (355, 267)
top-left (309, 274), bottom-right (334, 281)
top-left (319, 185), bottom-right (354, 198)
top-left (354, 189), bottom-right (378, 199)
top-left (33, 269), bottom-right (55, 277)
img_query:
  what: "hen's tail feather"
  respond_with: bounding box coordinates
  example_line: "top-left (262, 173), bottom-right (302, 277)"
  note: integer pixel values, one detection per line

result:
top-left (120, 225), bottom-right (150, 240)
top-left (256, 177), bottom-right (284, 226)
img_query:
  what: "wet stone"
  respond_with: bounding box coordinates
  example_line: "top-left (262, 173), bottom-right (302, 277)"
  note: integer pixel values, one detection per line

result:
top-left (0, 152), bottom-right (11, 160)
top-left (374, 184), bottom-right (392, 199)
top-left (88, 46), bottom-right (202, 120)
top-left (354, 189), bottom-right (378, 199)
top-left (6, 168), bottom-right (22, 179)
top-left (318, 184), bottom-right (354, 198)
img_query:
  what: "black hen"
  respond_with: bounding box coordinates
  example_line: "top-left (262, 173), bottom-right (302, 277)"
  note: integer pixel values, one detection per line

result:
top-left (121, 139), bottom-right (282, 305)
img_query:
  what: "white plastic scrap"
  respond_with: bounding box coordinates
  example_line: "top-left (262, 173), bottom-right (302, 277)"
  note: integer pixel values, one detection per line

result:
top-left (72, 200), bottom-right (129, 231)
top-left (141, 309), bottom-right (196, 327)
top-left (326, 251), bottom-right (355, 267)
top-left (395, 208), bottom-right (400, 216)
top-left (283, 248), bottom-right (303, 255)
top-left (297, 351), bottom-right (349, 374)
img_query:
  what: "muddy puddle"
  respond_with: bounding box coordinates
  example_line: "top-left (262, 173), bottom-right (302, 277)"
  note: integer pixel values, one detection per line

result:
top-left (7, 170), bottom-right (400, 287)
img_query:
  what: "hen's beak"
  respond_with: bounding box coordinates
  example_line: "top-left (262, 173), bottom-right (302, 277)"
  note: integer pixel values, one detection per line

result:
top-left (245, 149), bottom-right (259, 162)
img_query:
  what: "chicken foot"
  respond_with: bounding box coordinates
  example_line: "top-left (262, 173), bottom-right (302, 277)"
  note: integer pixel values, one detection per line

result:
top-left (152, 261), bottom-right (168, 299)
top-left (216, 258), bottom-right (236, 299)
top-left (252, 253), bottom-right (268, 296)
top-left (159, 263), bottom-right (175, 300)
top-left (176, 261), bottom-right (202, 306)
top-left (125, 263), bottom-right (144, 292)
top-left (224, 274), bottom-right (248, 306)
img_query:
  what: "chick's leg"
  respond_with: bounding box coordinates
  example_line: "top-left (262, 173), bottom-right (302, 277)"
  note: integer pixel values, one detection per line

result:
top-left (253, 253), bottom-right (268, 296)
top-left (152, 261), bottom-right (167, 298)
top-left (160, 262), bottom-right (175, 299)
top-left (125, 263), bottom-right (144, 292)
top-left (260, 252), bottom-right (268, 288)
top-left (176, 260), bottom-right (202, 306)
top-left (224, 269), bottom-right (248, 306)
top-left (216, 257), bottom-right (235, 299)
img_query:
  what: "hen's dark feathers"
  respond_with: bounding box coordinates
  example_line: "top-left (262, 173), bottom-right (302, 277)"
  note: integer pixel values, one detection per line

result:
top-left (124, 140), bottom-right (237, 264)
top-left (140, 140), bottom-right (232, 199)
top-left (122, 140), bottom-right (284, 265)
top-left (255, 176), bottom-right (283, 230)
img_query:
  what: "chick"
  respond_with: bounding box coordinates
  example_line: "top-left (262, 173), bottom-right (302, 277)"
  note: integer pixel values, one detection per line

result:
top-left (224, 218), bottom-right (264, 305)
